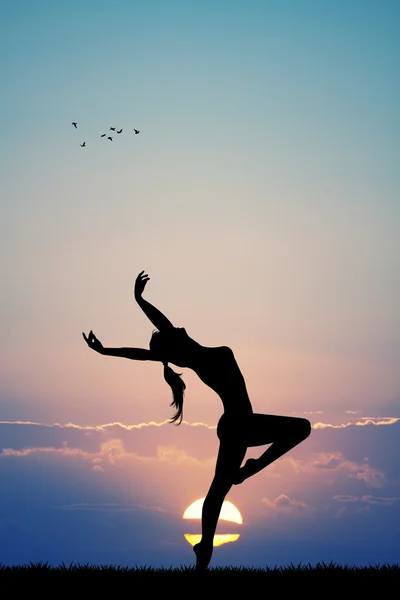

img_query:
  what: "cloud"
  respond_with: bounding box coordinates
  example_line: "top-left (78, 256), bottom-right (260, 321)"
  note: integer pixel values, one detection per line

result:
top-left (312, 452), bottom-right (344, 469)
top-left (313, 416), bottom-right (400, 429)
top-left (156, 445), bottom-right (214, 467)
top-left (0, 415), bottom-right (399, 567)
top-left (59, 503), bottom-right (136, 512)
top-left (360, 495), bottom-right (400, 506)
top-left (261, 494), bottom-right (308, 514)
top-left (0, 419), bottom-right (215, 456)
top-left (333, 495), bottom-right (400, 506)
top-left (310, 452), bottom-right (385, 487)
top-left (333, 495), bottom-right (359, 503)
top-left (267, 450), bottom-right (386, 492)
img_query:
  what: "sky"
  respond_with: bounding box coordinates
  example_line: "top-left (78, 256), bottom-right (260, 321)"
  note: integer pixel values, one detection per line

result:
top-left (1, 0), bottom-right (399, 569)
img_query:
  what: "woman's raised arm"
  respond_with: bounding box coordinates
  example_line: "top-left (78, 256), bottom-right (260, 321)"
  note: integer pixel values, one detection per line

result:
top-left (134, 270), bottom-right (174, 332)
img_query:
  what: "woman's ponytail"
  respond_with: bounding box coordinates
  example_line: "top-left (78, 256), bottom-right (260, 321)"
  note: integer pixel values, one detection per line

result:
top-left (163, 362), bottom-right (186, 425)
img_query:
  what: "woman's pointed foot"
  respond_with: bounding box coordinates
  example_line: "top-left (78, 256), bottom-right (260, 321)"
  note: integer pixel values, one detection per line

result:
top-left (193, 541), bottom-right (213, 571)
top-left (233, 458), bottom-right (258, 485)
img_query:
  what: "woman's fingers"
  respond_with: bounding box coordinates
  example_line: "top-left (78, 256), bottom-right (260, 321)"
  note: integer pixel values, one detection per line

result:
top-left (82, 331), bottom-right (97, 346)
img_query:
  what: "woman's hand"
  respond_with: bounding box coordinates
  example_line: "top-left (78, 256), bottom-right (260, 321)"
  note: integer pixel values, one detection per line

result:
top-left (134, 270), bottom-right (150, 300)
top-left (82, 330), bottom-right (104, 354)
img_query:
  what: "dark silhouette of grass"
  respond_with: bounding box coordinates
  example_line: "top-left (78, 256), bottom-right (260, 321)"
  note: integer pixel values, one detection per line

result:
top-left (0, 562), bottom-right (399, 594)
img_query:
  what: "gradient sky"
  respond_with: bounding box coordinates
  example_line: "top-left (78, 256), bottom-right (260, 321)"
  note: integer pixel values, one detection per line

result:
top-left (1, 0), bottom-right (399, 568)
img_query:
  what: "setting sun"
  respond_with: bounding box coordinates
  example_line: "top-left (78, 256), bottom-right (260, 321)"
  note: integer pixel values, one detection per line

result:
top-left (183, 498), bottom-right (242, 548)
top-left (183, 498), bottom-right (243, 524)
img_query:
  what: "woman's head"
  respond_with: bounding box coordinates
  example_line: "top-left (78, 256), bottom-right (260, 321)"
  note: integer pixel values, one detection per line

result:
top-left (149, 327), bottom-right (192, 366)
top-left (150, 328), bottom-right (188, 425)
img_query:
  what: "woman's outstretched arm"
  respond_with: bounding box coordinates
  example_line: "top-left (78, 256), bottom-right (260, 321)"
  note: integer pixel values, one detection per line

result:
top-left (134, 270), bottom-right (174, 332)
top-left (82, 330), bottom-right (160, 361)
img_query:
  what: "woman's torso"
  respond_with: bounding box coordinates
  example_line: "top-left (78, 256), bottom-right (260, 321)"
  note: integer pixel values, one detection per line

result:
top-left (191, 346), bottom-right (253, 416)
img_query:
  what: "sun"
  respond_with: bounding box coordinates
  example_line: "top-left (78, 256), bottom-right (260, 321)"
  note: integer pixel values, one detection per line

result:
top-left (183, 498), bottom-right (242, 523)
top-left (183, 497), bottom-right (242, 548)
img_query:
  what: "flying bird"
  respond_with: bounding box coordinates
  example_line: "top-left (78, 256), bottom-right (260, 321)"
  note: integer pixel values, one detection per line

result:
top-left (101, 133), bottom-right (106, 137)
top-left (117, 129), bottom-right (123, 134)
top-left (80, 142), bottom-right (86, 147)
top-left (110, 127), bottom-right (116, 131)
top-left (133, 129), bottom-right (140, 134)
top-left (72, 122), bottom-right (77, 128)
top-left (107, 136), bottom-right (113, 141)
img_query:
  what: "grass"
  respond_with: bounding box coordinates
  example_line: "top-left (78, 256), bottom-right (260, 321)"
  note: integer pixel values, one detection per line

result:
top-left (0, 561), bottom-right (399, 595)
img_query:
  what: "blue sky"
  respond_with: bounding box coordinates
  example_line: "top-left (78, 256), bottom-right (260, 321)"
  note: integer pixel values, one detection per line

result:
top-left (1, 0), bottom-right (399, 568)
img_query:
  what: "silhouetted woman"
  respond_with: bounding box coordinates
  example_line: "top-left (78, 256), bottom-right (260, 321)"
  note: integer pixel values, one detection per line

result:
top-left (83, 270), bottom-right (311, 570)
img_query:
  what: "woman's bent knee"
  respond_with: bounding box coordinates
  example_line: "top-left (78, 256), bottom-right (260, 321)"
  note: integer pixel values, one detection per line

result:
top-left (299, 418), bottom-right (312, 440)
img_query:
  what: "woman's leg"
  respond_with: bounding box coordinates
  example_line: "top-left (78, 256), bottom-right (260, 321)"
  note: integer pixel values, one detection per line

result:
top-left (194, 414), bottom-right (311, 568)
top-left (194, 421), bottom-right (247, 570)
top-left (233, 414), bottom-right (311, 485)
